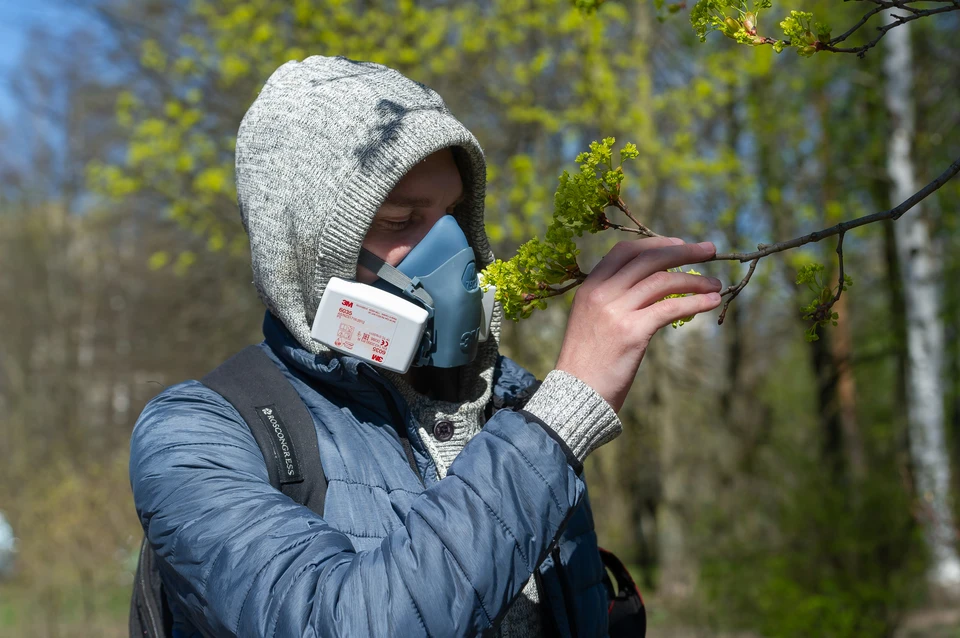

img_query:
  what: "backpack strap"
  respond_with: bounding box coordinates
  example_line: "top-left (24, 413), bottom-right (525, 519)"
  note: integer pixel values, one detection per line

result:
top-left (599, 547), bottom-right (647, 637)
top-left (201, 345), bottom-right (327, 515)
top-left (129, 345), bottom-right (329, 638)
top-left (129, 536), bottom-right (173, 638)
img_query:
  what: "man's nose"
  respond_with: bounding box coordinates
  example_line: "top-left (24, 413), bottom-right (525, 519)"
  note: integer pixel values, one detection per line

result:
top-left (394, 213), bottom-right (451, 266)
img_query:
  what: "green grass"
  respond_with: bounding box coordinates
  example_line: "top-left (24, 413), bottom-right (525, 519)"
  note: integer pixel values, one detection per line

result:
top-left (0, 581), bottom-right (130, 637)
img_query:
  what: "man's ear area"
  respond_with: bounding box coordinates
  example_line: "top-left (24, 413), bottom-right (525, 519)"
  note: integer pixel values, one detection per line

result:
top-left (448, 145), bottom-right (475, 199)
top-left (445, 145), bottom-right (485, 231)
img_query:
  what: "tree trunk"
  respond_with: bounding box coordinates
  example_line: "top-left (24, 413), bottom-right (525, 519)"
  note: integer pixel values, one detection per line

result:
top-left (883, 15), bottom-right (960, 592)
top-left (829, 293), bottom-right (867, 480)
top-left (652, 331), bottom-right (697, 602)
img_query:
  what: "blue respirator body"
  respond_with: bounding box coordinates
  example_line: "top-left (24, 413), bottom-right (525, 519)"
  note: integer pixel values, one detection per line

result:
top-left (362, 215), bottom-right (485, 369)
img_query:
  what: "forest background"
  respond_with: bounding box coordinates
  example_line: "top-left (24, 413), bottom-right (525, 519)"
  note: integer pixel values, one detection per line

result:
top-left (0, 0), bottom-right (959, 636)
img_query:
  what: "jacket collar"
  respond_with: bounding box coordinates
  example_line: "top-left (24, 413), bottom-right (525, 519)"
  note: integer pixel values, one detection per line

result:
top-left (261, 311), bottom-right (389, 392)
top-left (262, 311), bottom-right (536, 409)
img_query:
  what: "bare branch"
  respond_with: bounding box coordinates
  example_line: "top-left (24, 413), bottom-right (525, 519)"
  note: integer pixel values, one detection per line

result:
top-left (826, 3), bottom-right (889, 46)
top-left (601, 219), bottom-right (646, 234)
top-left (613, 197), bottom-right (662, 237)
top-left (830, 231), bottom-right (847, 309)
top-left (718, 258), bottom-right (760, 325)
top-left (712, 152), bottom-right (960, 263)
top-left (521, 272), bottom-right (587, 314)
top-left (821, 2), bottom-right (960, 57)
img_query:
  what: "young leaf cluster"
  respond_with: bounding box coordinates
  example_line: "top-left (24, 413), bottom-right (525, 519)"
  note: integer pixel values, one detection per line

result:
top-left (796, 262), bottom-right (853, 341)
top-left (779, 11), bottom-right (831, 56)
top-left (687, 0), bottom-right (831, 56)
top-left (689, 0), bottom-right (772, 44)
top-left (481, 138), bottom-right (640, 320)
top-left (663, 268), bottom-right (704, 328)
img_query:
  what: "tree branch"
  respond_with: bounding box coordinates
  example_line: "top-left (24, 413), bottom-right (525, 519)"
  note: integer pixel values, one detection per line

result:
top-left (539, 152), bottom-right (959, 322)
top-left (712, 152), bottom-right (960, 263)
top-left (613, 197), bottom-right (662, 237)
top-left (521, 272), bottom-right (587, 314)
top-left (820, 2), bottom-right (960, 57)
top-left (830, 231), bottom-right (847, 310)
top-left (718, 258), bottom-right (760, 325)
top-left (746, 0), bottom-right (959, 57)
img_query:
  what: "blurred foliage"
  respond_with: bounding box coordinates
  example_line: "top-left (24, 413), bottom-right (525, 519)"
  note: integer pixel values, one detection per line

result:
top-left (89, 0), bottom-right (752, 275)
top-left (0, 199), bottom-right (262, 636)
top-left (697, 375), bottom-right (927, 637)
top-left (700, 475), bottom-right (926, 638)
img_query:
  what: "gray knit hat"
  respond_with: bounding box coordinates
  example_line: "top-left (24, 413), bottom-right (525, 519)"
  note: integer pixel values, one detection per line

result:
top-left (235, 55), bottom-right (500, 356)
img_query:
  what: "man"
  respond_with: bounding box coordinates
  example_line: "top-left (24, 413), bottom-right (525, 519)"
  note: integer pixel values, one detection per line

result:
top-left (130, 55), bottom-right (721, 637)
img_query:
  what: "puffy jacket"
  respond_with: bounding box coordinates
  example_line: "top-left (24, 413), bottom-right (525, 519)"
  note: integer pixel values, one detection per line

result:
top-left (130, 313), bottom-right (611, 637)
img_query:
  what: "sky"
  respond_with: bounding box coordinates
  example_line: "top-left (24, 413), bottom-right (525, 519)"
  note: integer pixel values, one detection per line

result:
top-left (0, 0), bottom-right (93, 119)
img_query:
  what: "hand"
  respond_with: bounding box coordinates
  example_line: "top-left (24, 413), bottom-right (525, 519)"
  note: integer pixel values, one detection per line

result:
top-left (555, 237), bottom-right (722, 413)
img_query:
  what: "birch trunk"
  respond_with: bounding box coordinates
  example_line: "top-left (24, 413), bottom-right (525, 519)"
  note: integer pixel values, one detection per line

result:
top-left (883, 16), bottom-right (960, 591)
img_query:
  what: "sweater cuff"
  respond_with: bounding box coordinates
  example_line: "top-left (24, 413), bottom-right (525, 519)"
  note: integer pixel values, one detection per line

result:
top-left (521, 370), bottom-right (623, 464)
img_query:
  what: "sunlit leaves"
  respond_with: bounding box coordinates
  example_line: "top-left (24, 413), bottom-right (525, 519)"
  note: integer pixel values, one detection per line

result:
top-left (481, 137), bottom-right (642, 320)
top-left (663, 268), bottom-right (703, 328)
top-left (779, 10), bottom-right (825, 56)
top-left (140, 39), bottom-right (167, 71)
top-left (689, 0), bottom-right (770, 43)
top-left (102, 0), bottom-right (749, 286)
top-left (688, 0), bottom-right (830, 56)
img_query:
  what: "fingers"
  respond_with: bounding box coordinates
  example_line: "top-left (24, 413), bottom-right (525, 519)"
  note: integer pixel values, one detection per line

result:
top-left (635, 291), bottom-right (723, 333)
top-left (588, 236), bottom-right (685, 282)
top-left (606, 241), bottom-right (716, 294)
top-left (623, 271), bottom-right (723, 310)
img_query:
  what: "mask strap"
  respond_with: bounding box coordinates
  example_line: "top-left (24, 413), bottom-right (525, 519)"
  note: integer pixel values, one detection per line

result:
top-left (357, 248), bottom-right (435, 310)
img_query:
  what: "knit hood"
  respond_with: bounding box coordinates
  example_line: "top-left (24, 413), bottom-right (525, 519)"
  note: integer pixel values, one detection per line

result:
top-left (235, 55), bottom-right (502, 400)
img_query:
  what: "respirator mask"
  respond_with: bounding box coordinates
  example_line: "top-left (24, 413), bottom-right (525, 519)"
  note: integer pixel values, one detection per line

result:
top-left (311, 215), bottom-right (496, 373)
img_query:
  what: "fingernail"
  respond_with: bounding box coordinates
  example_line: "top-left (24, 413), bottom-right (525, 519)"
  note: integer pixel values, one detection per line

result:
top-left (669, 237), bottom-right (684, 245)
top-left (697, 241), bottom-right (715, 250)
top-left (707, 277), bottom-right (722, 287)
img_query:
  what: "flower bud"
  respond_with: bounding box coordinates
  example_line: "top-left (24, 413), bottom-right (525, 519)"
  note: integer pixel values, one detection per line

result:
top-left (724, 16), bottom-right (741, 34)
top-left (743, 12), bottom-right (757, 35)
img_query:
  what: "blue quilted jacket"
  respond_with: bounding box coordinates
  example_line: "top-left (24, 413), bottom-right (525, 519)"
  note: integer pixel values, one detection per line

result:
top-left (130, 314), bottom-right (610, 637)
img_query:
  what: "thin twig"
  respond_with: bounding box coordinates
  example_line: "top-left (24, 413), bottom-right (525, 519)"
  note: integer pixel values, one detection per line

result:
top-left (820, 3), bottom-right (960, 57)
top-left (547, 276), bottom-right (587, 297)
top-left (520, 273), bottom-right (587, 314)
top-left (614, 197), bottom-right (662, 237)
top-left (718, 258), bottom-right (760, 325)
top-left (827, 3), bottom-right (889, 45)
top-left (601, 220), bottom-right (645, 234)
top-left (830, 231), bottom-right (847, 308)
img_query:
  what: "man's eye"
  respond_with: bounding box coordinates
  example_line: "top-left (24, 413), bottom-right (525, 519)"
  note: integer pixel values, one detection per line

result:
top-left (380, 219), bottom-right (412, 230)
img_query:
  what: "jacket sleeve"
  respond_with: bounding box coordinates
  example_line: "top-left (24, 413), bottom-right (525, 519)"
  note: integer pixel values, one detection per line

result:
top-left (130, 380), bottom-right (585, 638)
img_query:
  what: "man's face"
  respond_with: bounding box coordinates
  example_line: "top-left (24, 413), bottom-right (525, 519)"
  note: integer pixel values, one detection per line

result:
top-left (356, 148), bottom-right (464, 284)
